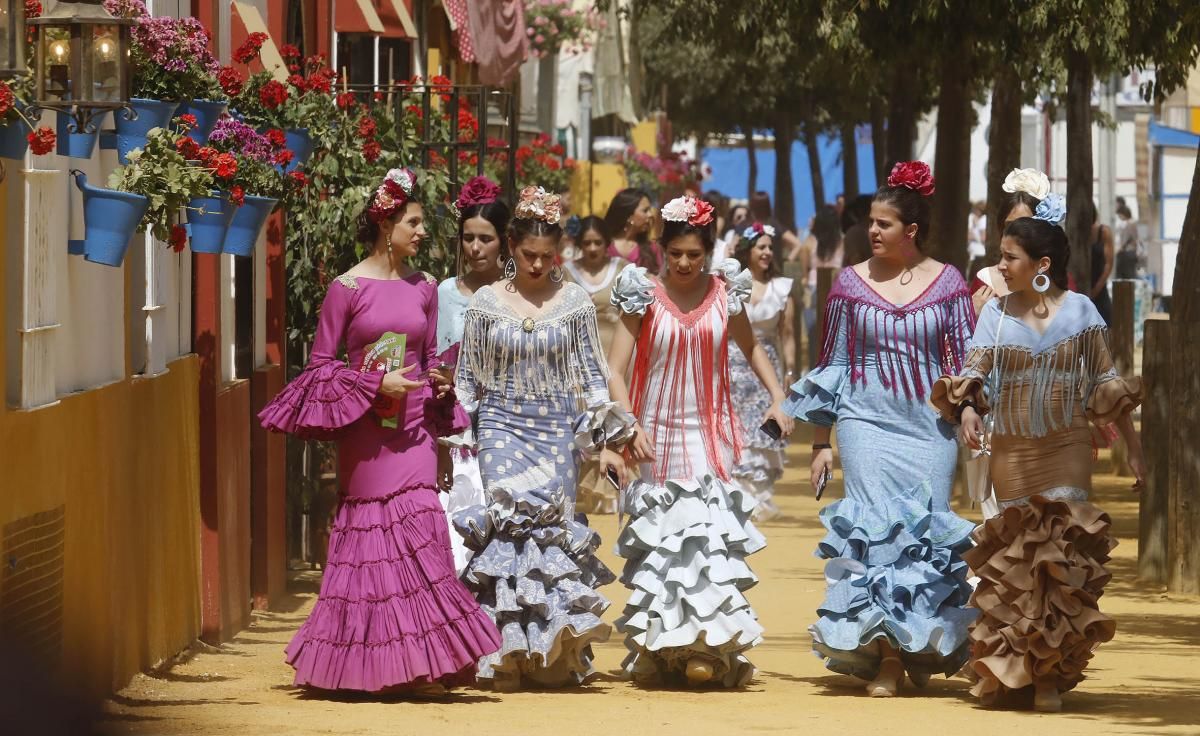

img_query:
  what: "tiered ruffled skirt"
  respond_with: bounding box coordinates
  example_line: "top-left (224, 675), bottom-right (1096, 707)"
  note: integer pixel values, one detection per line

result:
top-left (729, 344), bottom-right (787, 522)
top-left (285, 486), bottom-right (503, 691)
top-left (809, 480), bottom-right (978, 680)
top-left (615, 475), bottom-right (765, 687)
top-left (964, 495), bottom-right (1116, 701)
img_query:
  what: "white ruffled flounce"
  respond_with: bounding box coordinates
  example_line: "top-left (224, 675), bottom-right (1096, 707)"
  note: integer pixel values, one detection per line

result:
top-left (614, 473), bottom-right (765, 687)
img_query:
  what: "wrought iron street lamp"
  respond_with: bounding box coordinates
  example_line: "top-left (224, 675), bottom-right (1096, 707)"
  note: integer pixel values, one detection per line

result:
top-left (27, 0), bottom-right (132, 133)
top-left (0, 0), bottom-right (27, 80)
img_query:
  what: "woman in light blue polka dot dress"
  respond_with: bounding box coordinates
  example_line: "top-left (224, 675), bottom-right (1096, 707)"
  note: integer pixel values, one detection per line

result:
top-left (452, 187), bottom-right (635, 691)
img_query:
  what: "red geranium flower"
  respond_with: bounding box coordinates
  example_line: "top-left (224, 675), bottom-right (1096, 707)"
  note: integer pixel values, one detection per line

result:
top-left (273, 149), bottom-right (293, 167)
top-left (233, 32), bottom-right (267, 65)
top-left (175, 136), bottom-right (200, 159)
top-left (288, 170), bottom-right (308, 188)
top-left (362, 140), bottom-right (381, 163)
top-left (174, 113), bottom-right (198, 131)
top-left (0, 83), bottom-right (14, 116)
top-left (168, 224), bottom-right (187, 253)
top-left (24, 0), bottom-right (41, 19)
top-left (264, 128), bottom-right (287, 148)
top-left (280, 44), bottom-right (302, 60)
top-left (356, 117), bottom-right (377, 139)
top-left (230, 185), bottom-right (245, 206)
top-left (373, 91), bottom-right (385, 102)
top-left (259, 80), bottom-right (289, 109)
top-left (217, 67), bottom-right (244, 97)
top-left (305, 74), bottom-right (332, 94)
top-left (27, 127), bottom-right (55, 155)
top-left (336, 92), bottom-right (356, 110)
top-left (197, 146), bottom-right (218, 166)
top-left (287, 74), bottom-right (307, 92)
top-left (214, 152), bottom-right (237, 179)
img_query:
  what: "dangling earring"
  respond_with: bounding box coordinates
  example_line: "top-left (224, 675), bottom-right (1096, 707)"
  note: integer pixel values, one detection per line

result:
top-left (1032, 269), bottom-right (1051, 293)
top-left (504, 257), bottom-right (516, 280)
top-left (550, 264), bottom-right (564, 283)
top-left (385, 232), bottom-right (393, 256)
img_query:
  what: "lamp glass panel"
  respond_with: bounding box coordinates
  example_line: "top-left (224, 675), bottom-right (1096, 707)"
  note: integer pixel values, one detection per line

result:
top-left (88, 24), bottom-right (120, 102)
top-left (41, 25), bottom-right (72, 100)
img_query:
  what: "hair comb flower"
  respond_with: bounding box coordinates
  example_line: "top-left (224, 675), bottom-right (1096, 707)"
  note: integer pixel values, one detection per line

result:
top-left (886, 161), bottom-right (936, 197)
top-left (742, 221), bottom-right (777, 240)
top-left (1033, 192), bottom-right (1067, 226)
top-left (513, 186), bottom-right (562, 225)
top-left (661, 195), bottom-right (714, 226)
top-left (455, 175), bottom-right (502, 210)
top-left (367, 168), bottom-right (416, 223)
top-left (1002, 168), bottom-right (1051, 200)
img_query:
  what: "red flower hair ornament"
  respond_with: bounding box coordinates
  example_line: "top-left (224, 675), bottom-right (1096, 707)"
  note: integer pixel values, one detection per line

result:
top-left (366, 168), bottom-right (416, 223)
top-left (455, 175), bottom-right (502, 210)
top-left (887, 160), bottom-right (935, 197)
top-left (660, 195), bottom-right (714, 227)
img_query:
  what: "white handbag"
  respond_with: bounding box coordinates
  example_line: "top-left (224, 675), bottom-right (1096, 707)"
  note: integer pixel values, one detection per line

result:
top-left (965, 298), bottom-right (1005, 519)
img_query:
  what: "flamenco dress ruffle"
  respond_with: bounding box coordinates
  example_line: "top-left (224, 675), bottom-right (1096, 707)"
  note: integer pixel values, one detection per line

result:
top-left (615, 474), bottom-right (765, 688)
top-left (964, 495), bottom-right (1116, 700)
top-left (260, 367), bottom-right (500, 692)
top-left (454, 463), bottom-right (615, 687)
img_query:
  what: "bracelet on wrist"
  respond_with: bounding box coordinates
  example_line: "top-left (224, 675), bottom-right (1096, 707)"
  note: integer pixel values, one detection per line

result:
top-left (813, 443), bottom-right (832, 451)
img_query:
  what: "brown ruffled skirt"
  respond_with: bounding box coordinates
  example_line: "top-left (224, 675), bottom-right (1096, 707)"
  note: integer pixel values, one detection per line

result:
top-left (963, 495), bottom-right (1117, 701)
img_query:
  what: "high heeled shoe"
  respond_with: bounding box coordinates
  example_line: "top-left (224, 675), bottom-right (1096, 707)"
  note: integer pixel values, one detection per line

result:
top-left (685, 657), bottom-right (715, 686)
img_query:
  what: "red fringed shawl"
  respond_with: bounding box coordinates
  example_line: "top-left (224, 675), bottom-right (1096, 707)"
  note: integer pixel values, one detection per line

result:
top-left (628, 277), bottom-right (743, 483)
top-left (817, 265), bottom-right (976, 401)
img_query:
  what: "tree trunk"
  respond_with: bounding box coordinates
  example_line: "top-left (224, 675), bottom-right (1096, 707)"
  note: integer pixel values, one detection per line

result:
top-left (1172, 142), bottom-right (1200, 321)
top-left (986, 66), bottom-right (1023, 260)
top-left (745, 124), bottom-right (758, 199)
top-left (773, 113), bottom-right (797, 232)
top-left (886, 65), bottom-right (917, 170)
top-left (930, 43), bottom-right (973, 271)
top-left (842, 122), bottom-right (860, 199)
top-left (870, 97), bottom-right (888, 185)
top-left (1065, 50), bottom-right (1094, 294)
top-left (804, 123), bottom-right (825, 215)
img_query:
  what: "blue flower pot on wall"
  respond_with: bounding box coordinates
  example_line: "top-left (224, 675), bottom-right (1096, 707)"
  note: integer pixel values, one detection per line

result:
top-left (177, 99), bottom-right (228, 144)
top-left (114, 98), bottom-right (179, 164)
top-left (72, 170), bottom-right (149, 267)
top-left (0, 120), bottom-right (29, 159)
top-left (187, 191), bottom-right (238, 254)
top-left (55, 111), bottom-right (108, 158)
top-left (223, 195), bottom-right (277, 257)
top-left (281, 128), bottom-right (312, 172)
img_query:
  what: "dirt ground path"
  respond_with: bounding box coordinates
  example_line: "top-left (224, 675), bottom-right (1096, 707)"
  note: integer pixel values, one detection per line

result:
top-left (100, 429), bottom-right (1200, 736)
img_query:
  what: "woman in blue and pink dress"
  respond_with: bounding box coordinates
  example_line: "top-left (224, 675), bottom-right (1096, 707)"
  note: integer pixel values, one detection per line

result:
top-left (259, 169), bottom-right (501, 696)
top-left (784, 162), bottom-right (979, 697)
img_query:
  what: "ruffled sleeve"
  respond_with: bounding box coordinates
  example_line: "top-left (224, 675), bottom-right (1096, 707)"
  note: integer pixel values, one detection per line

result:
top-left (611, 263), bottom-right (655, 316)
top-left (929, 300), bottom-right (1000, 423)
top-left (782, 295), bottom-right (850, 427)
top-left (716, 258), bottom-right (752, 316)
top-left (1081, 327), bottom-right (1143, 425)
top-left (258, 279), bottom-right (384, 440)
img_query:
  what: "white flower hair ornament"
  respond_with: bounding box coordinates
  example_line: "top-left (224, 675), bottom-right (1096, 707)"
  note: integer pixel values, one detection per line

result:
top-left (660, 195), bottom-right (714, 226)
top-left (1002, 168), bottom-right (1051, 200)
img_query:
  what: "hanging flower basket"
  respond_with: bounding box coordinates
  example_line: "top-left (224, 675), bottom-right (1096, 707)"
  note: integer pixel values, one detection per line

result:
top-left (177, 98), bottom-right (228, 145)
top-left (55, 111), bottom-right (108, 159)
top-left (187, 191), bottom-right (237, 254)
top-left (224, 194), bottom-right (277, 256)
top-left (114, 98), bottom-right (179, 164)
top-left (280, 128), bottom-right (312, 172)
top-left (0, 120), bottom-right (28, 159)
top-left (72, 170), bottom-right (150, 267)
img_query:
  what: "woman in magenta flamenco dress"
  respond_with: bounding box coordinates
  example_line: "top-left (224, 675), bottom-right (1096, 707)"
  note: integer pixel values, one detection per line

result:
top-left (259, 168), bottom-right (501, 695)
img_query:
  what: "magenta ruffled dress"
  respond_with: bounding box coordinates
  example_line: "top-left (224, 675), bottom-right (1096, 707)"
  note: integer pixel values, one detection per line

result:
top-left (259, 271), bottom-right (501, 692)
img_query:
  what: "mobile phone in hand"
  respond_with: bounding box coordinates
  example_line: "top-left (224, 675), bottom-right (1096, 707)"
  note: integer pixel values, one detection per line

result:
top-left (605, 466), bottom-right (621, 490)
top-left (759, 418), bottom-right (783, 441)
top-left (815, 468), bottom-right (832, 501)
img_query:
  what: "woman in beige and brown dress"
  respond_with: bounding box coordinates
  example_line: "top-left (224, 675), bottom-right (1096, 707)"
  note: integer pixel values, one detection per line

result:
top-left (564, 215), bottom-right (631, 513)
top-left (932, 203), bottom-right (1145, 713)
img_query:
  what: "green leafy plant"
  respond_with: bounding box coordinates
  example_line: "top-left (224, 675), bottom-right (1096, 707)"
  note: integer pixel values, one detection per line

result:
top-left (225, 36), bottom-right (337, 134)
top-left (107, 116), bottom-right (215, 242)
top-left (523, 0), bottom-right (605, 58)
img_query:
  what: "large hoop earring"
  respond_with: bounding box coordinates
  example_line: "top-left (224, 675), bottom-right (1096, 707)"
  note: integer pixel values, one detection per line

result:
top-left (550, 264), bottom-right (564, 283)
top-left (504, 257), bottom-right (516, 280)
top-left (1032, 271), bottom-right (1051, 293)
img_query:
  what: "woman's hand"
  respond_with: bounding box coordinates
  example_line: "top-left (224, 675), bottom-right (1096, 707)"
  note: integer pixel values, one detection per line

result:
top-left (959, 407), bottom-right (985, 450)
top-left (600, 447), bottom-right (629, 487)
top-left (971, 284), bottom-right (995, 316)
top-left (427, 364), bottom-right (454, 399)
top-left (437, 445), bottom-right (453, 492)
top-left (811, 448), bottom-right (834, 493)
top-left (626, 423), bottom-right (656, 464)
top-left (764, 402), bottom-right (795, 438)
top-left (379, 363), bottom-right (423, 399)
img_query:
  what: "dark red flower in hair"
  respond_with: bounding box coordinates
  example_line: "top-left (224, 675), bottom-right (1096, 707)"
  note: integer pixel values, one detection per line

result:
top-left (886, 160), bottom-right (935, 197)
top-left (168, 224), bottom-right (188, 253)
top-left (27, 126), bottom-right (55, 155)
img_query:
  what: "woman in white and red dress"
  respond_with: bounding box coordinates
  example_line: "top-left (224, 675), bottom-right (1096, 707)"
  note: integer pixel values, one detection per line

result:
top-left (606, 195), bottom-right (794, 688)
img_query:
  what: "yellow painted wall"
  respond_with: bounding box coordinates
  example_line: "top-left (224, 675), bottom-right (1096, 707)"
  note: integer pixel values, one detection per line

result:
top-left (631, 120), bottom-right (658, 154)
top-left (0, 174), bottom-right (202, 699)
top-left (569, 161), bottom-right (628, 218)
